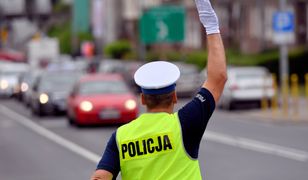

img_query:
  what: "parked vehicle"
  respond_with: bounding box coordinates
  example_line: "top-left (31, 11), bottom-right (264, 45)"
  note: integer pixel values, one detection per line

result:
top-left (30, 71), bottom-right (82, 116)
top-left (98, 59), bottom-right (125, 74)
top-left (98, 59), bottom-right (144, 93)
top-left (122, 61), bottom-right (143, 93)
top-left (0, 62), bottom-right (29, 97)
top-left (17, 70), bottom-right (41, 106)
top-left (174, 62), bottom-right (202, 97)
top-left (218, 67), bottom-right (274, 110)
top-left (67, 73), bottom-right (138, 126)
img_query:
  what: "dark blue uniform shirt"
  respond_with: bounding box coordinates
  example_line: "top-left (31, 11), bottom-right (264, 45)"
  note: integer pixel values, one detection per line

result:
top-left (96, 88), bottom-right (215, 177)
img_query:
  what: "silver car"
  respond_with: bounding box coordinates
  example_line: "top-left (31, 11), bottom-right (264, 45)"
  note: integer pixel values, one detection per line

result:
top-left (0, 62), bottom-right (29, 97)
top-left (218, 67), bottom-right (274, 110)
top-left (174, 62), bottom-right (202, 97)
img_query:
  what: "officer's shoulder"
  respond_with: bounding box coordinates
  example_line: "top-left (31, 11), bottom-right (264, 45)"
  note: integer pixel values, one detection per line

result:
top-left (117, 119), bottom-right (137, 131)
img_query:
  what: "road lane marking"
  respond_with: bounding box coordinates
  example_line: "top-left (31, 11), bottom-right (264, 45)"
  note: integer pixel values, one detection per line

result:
top-left (1, 104), bottom-right (308, 163)
top-left (0, 105), bottom-right (101, 164)
top-left (204, 131), bottom-right (308, 162)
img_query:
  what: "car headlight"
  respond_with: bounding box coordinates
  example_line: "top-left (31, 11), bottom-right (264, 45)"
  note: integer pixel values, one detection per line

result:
top-left (0, 80), bottom-right (8, 90)
top-left (21, 82), bottom-right (29, 92)
top-left (125, 99), bottom-right (137, 110)
top-left (39, 93), bottom-right (49, 104)
top-left (80, 101), bottom-right (93, 112)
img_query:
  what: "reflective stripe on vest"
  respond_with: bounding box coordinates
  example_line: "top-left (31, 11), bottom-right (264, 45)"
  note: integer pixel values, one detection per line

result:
top-left (116, 112), bottom-right (202, 180)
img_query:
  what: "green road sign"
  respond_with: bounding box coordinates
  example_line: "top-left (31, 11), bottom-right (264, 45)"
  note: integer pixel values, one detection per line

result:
top-left (140, 5), bottom-right (185, 44)
top-left (73, 0), bottom-right (90, 33)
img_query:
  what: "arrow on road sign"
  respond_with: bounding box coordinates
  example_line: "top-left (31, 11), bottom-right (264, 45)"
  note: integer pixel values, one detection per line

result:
top-left (157, 21), bottom-right (168, 40)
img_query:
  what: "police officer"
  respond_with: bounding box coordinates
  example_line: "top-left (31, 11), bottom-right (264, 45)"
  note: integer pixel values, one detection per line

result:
top-left (91, 0), bottom-right (227, 179)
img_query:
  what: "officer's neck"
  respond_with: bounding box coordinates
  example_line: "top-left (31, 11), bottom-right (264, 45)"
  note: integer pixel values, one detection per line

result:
top-left (147, 106), bottom-right (174, 114)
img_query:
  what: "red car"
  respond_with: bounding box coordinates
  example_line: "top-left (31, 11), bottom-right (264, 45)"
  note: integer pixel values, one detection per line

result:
top-left (67, 74), bottom-right (138, 126)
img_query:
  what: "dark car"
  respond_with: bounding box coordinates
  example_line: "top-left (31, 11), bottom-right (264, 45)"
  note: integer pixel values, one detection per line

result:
top-left (15, 70), bottom-right (40, 102)
top-left (30, 71), bottom-right (83, 116)
top-left (174, 62), bottom-right (202, 97)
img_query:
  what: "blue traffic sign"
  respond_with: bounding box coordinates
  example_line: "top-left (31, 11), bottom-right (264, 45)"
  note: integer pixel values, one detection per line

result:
top-left (273, 12), bottom-right (295, 33)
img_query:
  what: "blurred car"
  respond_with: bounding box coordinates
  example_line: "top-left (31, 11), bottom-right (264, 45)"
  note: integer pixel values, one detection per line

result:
top-left (0, 62), bottom-right (29, 97)
top-left (67, 73), bottom-right (138, 126)
top-left (73, 60), bottom-right (89, 73)
top-left (98, 59), bottom-right (143, 92)
top-left (218, 67), bottom-right (274, 110)
top-left (98, 59), bottom-right (125, 74)
top-left (30, 71), bottom-right (83, 116)
top-left (0, 49), bottom-right (25, 62)
top-left (17, 70), bottom-right (42, 106)
top-left (46, 61), bottom-right (76, 72)
top-left (174, 62), bottom-right (202, 97)
top-left (47, 58), bottom-right (91, 73)
top-left (122, 61), bottom-right (143, 93)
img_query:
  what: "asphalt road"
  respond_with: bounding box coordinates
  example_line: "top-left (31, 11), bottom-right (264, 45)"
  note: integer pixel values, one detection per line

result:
top-left (1, 98), bottom-right (308, 180)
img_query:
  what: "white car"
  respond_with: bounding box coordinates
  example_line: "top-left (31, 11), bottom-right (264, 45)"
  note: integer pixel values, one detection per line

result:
top-left (0, 62), bottom-right (29, 97)
top-left (218, 67), bottom-right (274, 110)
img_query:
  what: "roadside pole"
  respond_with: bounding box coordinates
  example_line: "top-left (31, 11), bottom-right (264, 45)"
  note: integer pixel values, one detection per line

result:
top-left (271, 74), bottom-right (279, 116)
top-left (305, 74), bottom-right (308, 109)
top-left (290, 74), bottom-right (299, 119)
top-left (278, 0), bottom-right (290, 116)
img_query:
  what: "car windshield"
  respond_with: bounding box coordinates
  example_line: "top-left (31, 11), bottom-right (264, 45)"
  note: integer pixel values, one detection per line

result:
top-left (39, 73), bottom-right (79, 92)
top-left (235, 70), bottom-right (267, 79)
top-left (79, 80), bottom-right (128, 95)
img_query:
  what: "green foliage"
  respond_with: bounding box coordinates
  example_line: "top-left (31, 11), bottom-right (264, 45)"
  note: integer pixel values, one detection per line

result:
top-left (104, 40), bottom-right (132, 59)
top-left (145, 51), bottom-right (160, 61)
top-left (226, 47), bottom-right (307, 66)
top-left (53, 2), bottom-right (71, 13)
top-left (260, 48), bottom-right (308, 84)
top-left (226, 49), bottom-right (279, 66)
top-left (78, 32), bottom-right (94, 42)
top-left (144, 50), bottom-right (207, 69)
top-left (144, 50), bottom-right (184, 62)
top-left (144, 46), bottom-right (307, 85)
top-left (48, 21), bottom-right (95, 54)
top-left (166, 51), bottom-right (183, 62)
top-left (124, 51), bottom-right (138, 60)
top-left (48, 23), bottom-right (72, 54)
top-left (185, 51), bottom-right (208, 70)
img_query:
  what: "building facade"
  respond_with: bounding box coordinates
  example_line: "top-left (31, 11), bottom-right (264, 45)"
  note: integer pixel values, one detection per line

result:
top-left (120, 0), bottom-right (308, 54)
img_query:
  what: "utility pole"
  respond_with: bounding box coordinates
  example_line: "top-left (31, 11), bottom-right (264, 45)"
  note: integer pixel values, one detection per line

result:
top-left (279, 0), bottom-right (289, 84)
top-left (279, 0), bottom-right (289, 115)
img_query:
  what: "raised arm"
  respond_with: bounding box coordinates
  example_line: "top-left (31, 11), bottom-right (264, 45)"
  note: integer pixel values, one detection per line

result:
top-left (195, 0), bottom-right (227, 103)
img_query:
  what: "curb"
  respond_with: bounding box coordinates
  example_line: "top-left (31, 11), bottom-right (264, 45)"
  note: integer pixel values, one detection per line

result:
top-left (246, 110), bottom-right (308, 124)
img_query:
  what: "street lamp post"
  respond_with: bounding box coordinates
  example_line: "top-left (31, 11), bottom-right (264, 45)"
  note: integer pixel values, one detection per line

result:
top-left (279, 0), bottom-right (289, 115)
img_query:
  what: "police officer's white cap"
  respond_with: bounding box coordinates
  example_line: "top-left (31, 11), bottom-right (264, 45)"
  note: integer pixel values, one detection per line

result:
top-left (134, 61), bottom-right (180, 94)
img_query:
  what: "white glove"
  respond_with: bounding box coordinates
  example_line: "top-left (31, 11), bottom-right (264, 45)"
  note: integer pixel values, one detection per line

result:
top-left (195, 0), bottom-right (220, 35)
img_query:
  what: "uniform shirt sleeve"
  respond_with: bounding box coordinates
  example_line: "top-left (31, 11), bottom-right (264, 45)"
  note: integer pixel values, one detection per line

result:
top-left (178, 88), bottom-right (215, 159)
top-left (96, 132), bottom-right (120, 179)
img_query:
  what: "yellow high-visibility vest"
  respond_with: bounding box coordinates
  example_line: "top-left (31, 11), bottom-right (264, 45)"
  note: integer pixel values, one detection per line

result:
top-left (116, 112), bottom-right (202, 180)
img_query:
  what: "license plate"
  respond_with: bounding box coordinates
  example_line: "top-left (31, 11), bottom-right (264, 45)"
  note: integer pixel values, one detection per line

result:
top-left (99, 109), bottom-right (120, 120)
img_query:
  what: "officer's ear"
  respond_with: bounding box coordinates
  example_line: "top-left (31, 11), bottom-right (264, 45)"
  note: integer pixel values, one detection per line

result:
top-left (141, 93), bottom-right (146, 105)
top-left (172, 91), bottom-right (177, 104)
